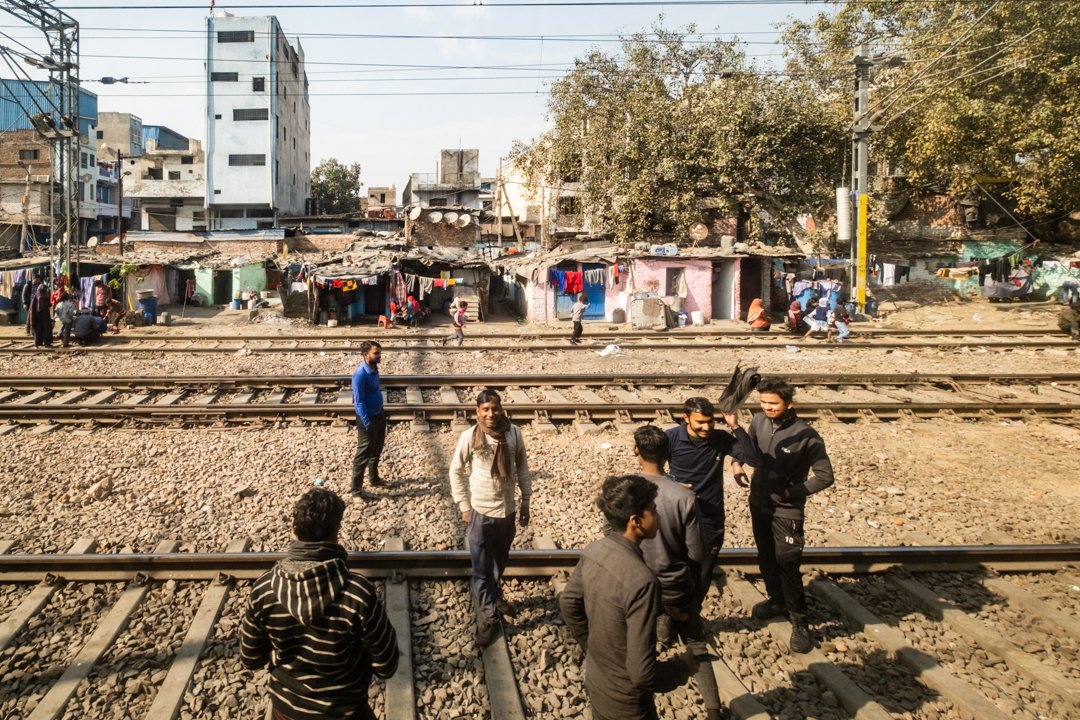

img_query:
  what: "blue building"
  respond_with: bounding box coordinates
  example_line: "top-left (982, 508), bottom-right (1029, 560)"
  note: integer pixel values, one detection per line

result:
top-left (0, 79), bottom-right (97, 137)
top-left (142, 125), bottom-right (190, 152)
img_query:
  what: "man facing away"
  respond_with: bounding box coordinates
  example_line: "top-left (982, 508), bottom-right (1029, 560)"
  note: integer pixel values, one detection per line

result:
top-left (560, 474), bottom-right (698, 720)
top-left (449, 389), bottom-right (531, 647)
top-left (351, 341), bottom-right (386, 501)
top-left (570, 292), bottom-right (589, 344)
top-left (72, 308), bottom-right (107, 345)
top-left (633, 426), bottom-right (722, 720)
top-left (54, 291), bottom-right (77, 348)
top-left (666, 397), bottom-right (760, 604)
top-left (240, 488), bottom-right (399, 720)
top-left (731, 377), bottom-right (835, 654)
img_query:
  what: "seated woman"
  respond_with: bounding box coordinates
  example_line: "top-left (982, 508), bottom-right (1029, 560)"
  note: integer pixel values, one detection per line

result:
top-left (746, 298), bottom-right (770, 331)
top-left (786, 300), bottom-right (806, 334)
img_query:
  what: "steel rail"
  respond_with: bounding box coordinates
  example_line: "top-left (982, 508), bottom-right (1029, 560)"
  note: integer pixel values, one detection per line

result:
top-left (3, 400), bottom-right (1078, 425)
top-left (0, 328), bottom-right (1060, 343)
top-left (3, 372), bottom-right (1080, 390)
top-left (0, 338), bottom-right (1074, 354)
top-left (1, 544), bottom-right (1077, 582)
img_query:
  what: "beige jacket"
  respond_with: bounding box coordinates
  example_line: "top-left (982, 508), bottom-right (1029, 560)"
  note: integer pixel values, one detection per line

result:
top-left (449, 424), bottom-right (531, 518)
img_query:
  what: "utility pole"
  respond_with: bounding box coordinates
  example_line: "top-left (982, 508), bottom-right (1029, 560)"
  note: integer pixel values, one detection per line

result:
top-left (115, 150), bottom-right (124, 255)
top-left (851, 44), bottom-right (872, 313)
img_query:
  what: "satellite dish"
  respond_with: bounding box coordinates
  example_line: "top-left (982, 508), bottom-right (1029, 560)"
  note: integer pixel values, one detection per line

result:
top-left (689, 222), bottom-right (709, 242)
top-left (443, 211), bottom-right (459, 225)
top-left (456, 215), bottom-right (471, 228)
top-left (428, 211), bottom-right (443, 224)
top-left (87, 236), bottom-right (99, 248)
top-left (408, 207), bottom-right (422, 221)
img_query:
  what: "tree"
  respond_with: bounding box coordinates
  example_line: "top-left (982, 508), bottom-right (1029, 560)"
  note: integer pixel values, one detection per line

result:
top-left (782, 0), bottom-right (1080, 218)
top-left (510, 25), bottom-right (845, 244)
top-left (310, 158), bottom-right (362, 214)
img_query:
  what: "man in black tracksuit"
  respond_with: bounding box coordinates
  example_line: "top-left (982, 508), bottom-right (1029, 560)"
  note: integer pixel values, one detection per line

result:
top-left (666, 397), bottom-right (761, 605)
top-left (732, 377), bottom-right (834, 654)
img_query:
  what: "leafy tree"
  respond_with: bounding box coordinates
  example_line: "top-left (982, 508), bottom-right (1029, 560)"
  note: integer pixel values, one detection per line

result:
top-left (782, 0), bottom-right (1080, 218)
top-left (510, 25), bottom-right (845, 244)
top-left (310, 158), bottom-right (362, 214)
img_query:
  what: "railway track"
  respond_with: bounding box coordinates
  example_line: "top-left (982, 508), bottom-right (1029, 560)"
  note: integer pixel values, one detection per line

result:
top-left (2, 539), bottom-right (1078, 719)
top-left (2, 372), bottom-right (1080, 429)
top-left (0, 327), bottom-right (1073, 354)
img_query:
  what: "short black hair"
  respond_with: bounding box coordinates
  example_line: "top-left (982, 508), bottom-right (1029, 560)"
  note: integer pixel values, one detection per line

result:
top-left (359, 340), bottom-right (382, 355)
top-left (59, 291), bottom-right (70, 301)
top-left (293, 488), bottom-right (345, 542)
top-left (597, 475), bottom-right (657, 531)
top-left (757, 377), bottom-right (795, 403)
top-left (683, 396), bottom-right (714, 417)
top-left (476, 388), bottom-right (501, 406)
top-left (459, 301), bottom-right (468, 308)
top-left (634, 425), bottom-right (669, 465)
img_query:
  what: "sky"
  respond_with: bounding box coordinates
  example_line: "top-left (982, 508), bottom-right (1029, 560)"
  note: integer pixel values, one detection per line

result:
top-left (5, 1), bottom-right (825, 191)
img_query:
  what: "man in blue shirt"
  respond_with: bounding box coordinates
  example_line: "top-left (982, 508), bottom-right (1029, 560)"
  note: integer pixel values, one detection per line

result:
top-left (350, 341), bottom-right (385, 501)
top-left (666, 397), bottom-right (760, 605)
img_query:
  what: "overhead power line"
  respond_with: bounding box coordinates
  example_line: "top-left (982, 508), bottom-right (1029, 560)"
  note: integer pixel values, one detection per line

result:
top-left (55, 0), bottom-right (1042, 8)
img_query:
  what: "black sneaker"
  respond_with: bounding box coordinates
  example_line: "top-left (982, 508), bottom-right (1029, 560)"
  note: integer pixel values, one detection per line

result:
top-left (476, 616), bottom-right (502, 648)
top-left (789, 623), bottom-right (812, 654)
top-left (369, 476), bottom-right (385, 487)
top-left (751, 598), bottom-right (786, 621)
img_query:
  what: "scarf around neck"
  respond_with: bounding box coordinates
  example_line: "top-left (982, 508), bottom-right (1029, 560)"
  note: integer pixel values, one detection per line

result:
top-left (472, 415), bottom-right (514, 488)
top-left (287, 540), bottom-right (348, 563)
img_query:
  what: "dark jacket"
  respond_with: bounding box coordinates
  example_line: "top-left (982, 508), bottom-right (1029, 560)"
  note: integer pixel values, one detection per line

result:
top-left (665, 423), bottom-right (761, 521)
top-left (240, 542), bottom-right (399, 720)
top-left (73, 312), bottom-right (105, 341)
top-left (746, 411), bottom-right (834, 518)
top-left (639, 473), bottom-right (704, 607)
top-left (560, 533), bottom-right (690, 720)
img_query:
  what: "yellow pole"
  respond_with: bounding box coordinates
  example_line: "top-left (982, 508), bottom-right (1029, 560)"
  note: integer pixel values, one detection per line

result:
top-left (856, 193), bottom-right (868, 311)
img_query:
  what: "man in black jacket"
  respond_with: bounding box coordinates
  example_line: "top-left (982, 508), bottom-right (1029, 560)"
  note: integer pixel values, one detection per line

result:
top-left (732, 378), bottom-right (835, 654)
top-left (560, 475), bottom-right (697, 720)
top-left (240, 488), bottom-right (399, 720)
top-left (666, 397), bottom-right (761, 604)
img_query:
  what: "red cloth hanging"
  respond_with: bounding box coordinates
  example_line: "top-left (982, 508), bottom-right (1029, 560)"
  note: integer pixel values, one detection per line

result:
top-left (564, 271), bottom-right (583, 294)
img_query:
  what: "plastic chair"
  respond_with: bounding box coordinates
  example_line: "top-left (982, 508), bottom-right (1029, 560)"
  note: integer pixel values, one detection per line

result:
top-left (377, 315), bottom-right (392, 329)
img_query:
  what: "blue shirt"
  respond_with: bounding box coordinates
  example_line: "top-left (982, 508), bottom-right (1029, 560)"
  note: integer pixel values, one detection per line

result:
top-left (665, 423), bottom-right (760, 520)
top-left (351, 360), bottom-right (383, 427)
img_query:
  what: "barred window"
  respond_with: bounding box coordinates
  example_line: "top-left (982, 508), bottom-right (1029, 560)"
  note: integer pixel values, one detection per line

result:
top-left (211, 72), bottom-right (239, 82)
top-left (229, 154), bottom-right (266, 166)
top-left (218, 31), bottom-right (254, 43)
top-left (252, 77), bottom-right (265, 91)
top-left (233, 108), bottom-right (269, 121)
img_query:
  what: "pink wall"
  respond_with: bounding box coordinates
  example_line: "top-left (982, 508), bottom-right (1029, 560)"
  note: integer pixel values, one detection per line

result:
top-left (629, 258), bottom-right (712, 318)
top-left (526, 263), bottom-right (625, 324)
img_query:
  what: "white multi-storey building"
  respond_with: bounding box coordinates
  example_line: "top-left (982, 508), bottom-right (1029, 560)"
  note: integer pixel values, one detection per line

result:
top-left (205, 13), bottom-right (310, 229)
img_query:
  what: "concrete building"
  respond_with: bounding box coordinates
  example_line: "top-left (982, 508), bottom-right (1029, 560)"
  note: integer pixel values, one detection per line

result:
top-left (403, 149), bottom-right (480, 209)
top-left (0, 80), bottom-right (97, 138)
top-left (205, 12), bottom-right (311, 229)
top-left (0, 130), bottom-right (53, 252)
top-left (363, 184), bottom-right (397, 215)
top-left (80, 141), bottom-right (133, 240)
top-left (95, 112), bottom-right (144, 157)
top-left (125, 138), bottom-right (207, 231)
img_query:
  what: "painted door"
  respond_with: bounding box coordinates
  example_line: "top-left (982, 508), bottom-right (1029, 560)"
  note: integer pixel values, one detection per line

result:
top-left (738, 259), bottom-right (762, 321)
top-left (554, 263), bottom-right (606, 319)
top-left (712, 261), bottom-right (736, 320)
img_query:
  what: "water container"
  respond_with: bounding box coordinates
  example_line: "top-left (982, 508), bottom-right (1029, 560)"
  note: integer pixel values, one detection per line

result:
top-left (138, 296), bottom-right (158, 325)
top-left (677, 312), bottom-right (687, 327)
top-left (230, 299), bottom-right (242, 310)
top-left (612, 308), bottom-right (626, 323)
top-left (690, 310), bottom-right (704, 325)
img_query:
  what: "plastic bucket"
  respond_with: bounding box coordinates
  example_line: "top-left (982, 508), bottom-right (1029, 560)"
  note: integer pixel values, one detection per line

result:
top-left (690, 310), bottom-right (704, 325)
top-left (230, 299), bottom-right (241, 310)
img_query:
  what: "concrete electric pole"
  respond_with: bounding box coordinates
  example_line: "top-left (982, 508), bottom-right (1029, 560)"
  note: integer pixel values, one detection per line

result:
top-left (851, 44), bottom-right (872, 313)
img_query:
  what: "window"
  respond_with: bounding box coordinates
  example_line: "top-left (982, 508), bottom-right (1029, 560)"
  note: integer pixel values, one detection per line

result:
top-left (233, 108), bottom-right (269, 121)
top-left (214, 189), bottom-right (222, 194)
top-left (379, 193), bottom-right (386, 203)
top-left (170, 198), bottom-right (184, 207)
top-left (211, 72), bottom-right (239, 81)
top-left (665, 268), bottom-right (684, 297)
top-left (229, 154), bottom-right (266, 166)
top-left (181, 156), bottom-right (194, 165)
top-left (169, 171), bottom-right (181, 180)
top-left (80, 152), bottom-right (88, 169)
top-left (89, 154), bottom-right (95, 166)
top-left (145, 168), bottom-right (163, 180)
top-left (19, 149), bottom-right (39, 161)
top-left (557, 196), bottom-right (582, 216)
top-left (217, 30), bottom-right (254, 43)
top-left (252, 77), bottom-right (265, 91)
top-left (429, 197), bottom-right (448, 206)
top-left (214, 114), bottom-right (222, 120)
top-left (95, 130), bottom-right (103, 139)
top-left (283, 126), bottom-right (287, 141)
